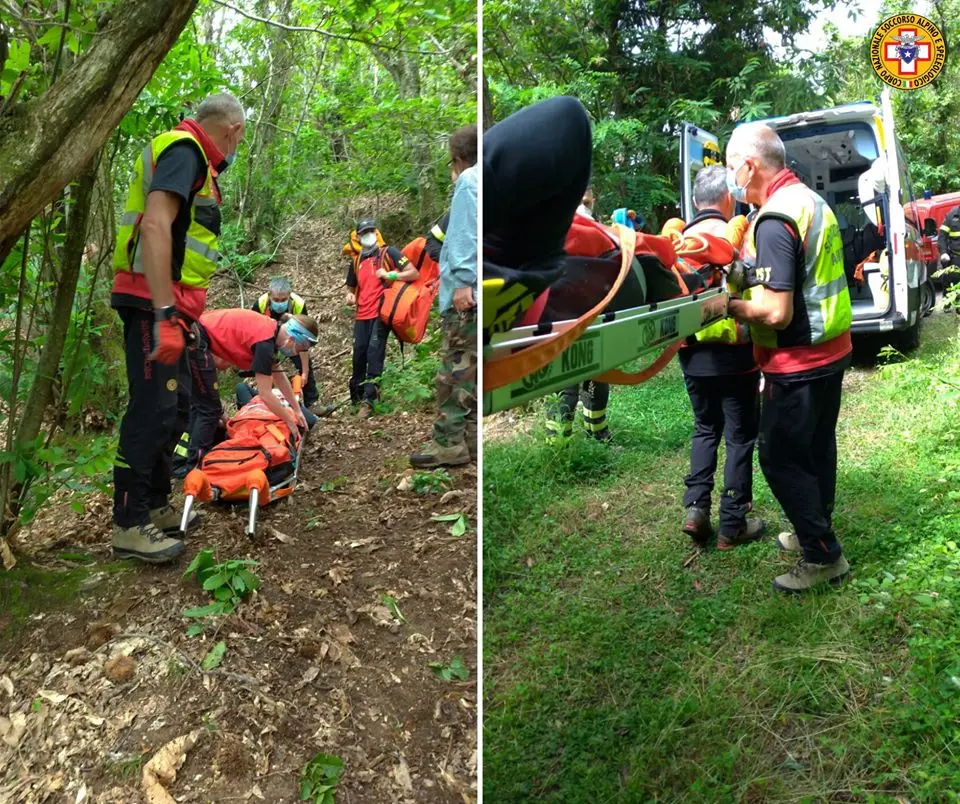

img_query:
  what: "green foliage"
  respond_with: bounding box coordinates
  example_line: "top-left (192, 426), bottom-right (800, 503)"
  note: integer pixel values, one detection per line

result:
top-left (381, 593), bottom-right (407, 623)
top-left (378, 324), bottom-right (443, 411)
top-left (299, 752), bottom-right (345, 804)
top-left (484, 315), bottom-right (960, 799)
top-left (410, 468), bottom-right (452, 495)
top-left (428, 654), bottom-right (468, 681)
top-left (182, 549), bottom-right (260, 620)
top-left (201, 640), bottom-right (228, 671)
top-left (430, 512), bottom-right (468, 537)
top-left (0, 434), bottom-right (116, 524)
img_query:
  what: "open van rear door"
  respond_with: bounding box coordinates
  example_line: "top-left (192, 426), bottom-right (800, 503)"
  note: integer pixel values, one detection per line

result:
top-left (679, 123), bottom-right (721, 222)
top-left (879, 87), bottom-right (913, 322)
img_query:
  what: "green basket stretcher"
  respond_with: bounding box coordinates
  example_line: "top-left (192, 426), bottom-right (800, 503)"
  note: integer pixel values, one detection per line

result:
top-left (483, 287), bottom-right (730, 415)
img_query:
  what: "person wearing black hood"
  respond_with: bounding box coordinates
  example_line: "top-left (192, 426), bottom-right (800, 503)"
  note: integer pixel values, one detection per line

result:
top-left (344, 218), bottom-right (419, 415)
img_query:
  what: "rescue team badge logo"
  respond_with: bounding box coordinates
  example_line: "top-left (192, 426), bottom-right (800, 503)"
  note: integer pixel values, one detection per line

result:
top-left (166, 379), bottom-right (178, 392)
top-left (870, 14), bottom-right (946, 90)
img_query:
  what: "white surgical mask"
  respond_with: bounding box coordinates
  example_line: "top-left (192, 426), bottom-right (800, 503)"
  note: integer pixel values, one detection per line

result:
top-left (360, 233), bottom-right (377, 248)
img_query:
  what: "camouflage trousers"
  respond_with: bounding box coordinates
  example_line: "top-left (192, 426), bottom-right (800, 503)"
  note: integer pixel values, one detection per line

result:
top-left (433, 308), bottom-right (477, 448)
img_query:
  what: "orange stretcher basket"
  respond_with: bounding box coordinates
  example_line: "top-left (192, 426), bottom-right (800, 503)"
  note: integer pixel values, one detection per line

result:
top-left (179, 384), bottom-right (305, 537)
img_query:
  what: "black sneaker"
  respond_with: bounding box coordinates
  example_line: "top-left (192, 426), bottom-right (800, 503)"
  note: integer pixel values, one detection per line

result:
top-left (682, 506), bottom-right (713, 547)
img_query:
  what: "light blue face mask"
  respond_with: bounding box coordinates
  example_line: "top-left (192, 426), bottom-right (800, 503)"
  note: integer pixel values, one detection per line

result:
top-left (279, 342), bottom-right (298, 357)
top-left (726, 163), bottom-right (748, 204)
top-left (270, 299), bottom-right (290, 314)
top-left (224, 152), bottom-right (237, 167)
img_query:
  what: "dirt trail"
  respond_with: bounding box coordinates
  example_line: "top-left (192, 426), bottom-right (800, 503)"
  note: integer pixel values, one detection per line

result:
top-left (0, 213), bottom-right (477, 803)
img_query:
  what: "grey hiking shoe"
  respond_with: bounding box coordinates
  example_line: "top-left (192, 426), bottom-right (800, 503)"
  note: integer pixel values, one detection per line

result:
top-left (682, 506), bottom-right (713, 547)
top-left (113, 523), bottom-right (185, 564)
top-left (150, 504), bottom-right (198, 535)
top-left (410, 440), bottom-right (471, 469)
top-left (717, 517), bottom-right (766, 550)
top-left (776, 531), bottom-right (802, 553)
top-left (773, 555), bottom-right (850, 593)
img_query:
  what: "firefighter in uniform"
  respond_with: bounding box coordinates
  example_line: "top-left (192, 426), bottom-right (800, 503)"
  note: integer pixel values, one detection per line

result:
top-left (937, 205), bottom-right (960, 308)
top-left (110, 93), bottom-right (245, 563)
top-left (679, 166), bottom-right (763, 548)
top-left (726, 123), bottom-right (853, 593)
top-left (547, 187), bottom-right (613, 442)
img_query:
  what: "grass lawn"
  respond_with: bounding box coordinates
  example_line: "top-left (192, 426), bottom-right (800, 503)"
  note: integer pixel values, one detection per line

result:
top-left (483, 313), bottom-right (960, 802)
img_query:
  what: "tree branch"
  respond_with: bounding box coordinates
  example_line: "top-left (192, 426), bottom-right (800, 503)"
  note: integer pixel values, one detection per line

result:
top-left (207, 0), bottom-right (441, 57)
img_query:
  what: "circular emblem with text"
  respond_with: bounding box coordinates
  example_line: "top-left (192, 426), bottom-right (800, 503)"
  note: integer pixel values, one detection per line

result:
top-left (870, 14), bottom-right (946, 90)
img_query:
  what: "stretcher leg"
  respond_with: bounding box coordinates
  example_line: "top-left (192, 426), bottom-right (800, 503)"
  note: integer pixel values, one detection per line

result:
top-left (180, 495), bottom-right (195, 535)
top-left (247, 488), bottom-right (259, 536)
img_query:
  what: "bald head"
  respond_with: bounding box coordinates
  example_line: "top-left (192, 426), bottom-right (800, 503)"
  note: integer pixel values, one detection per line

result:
top-left (726, 123), bottom-right (786, 172)
top-left (725, 123), bottom-right (787, 206)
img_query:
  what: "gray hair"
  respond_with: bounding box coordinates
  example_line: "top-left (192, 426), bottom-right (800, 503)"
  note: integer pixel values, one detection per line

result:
top-left (727, 123), bottom-right (786, 171)
top-left (268, 276), bottom-right (292, 295)
top-left (196, 93), bottom-right (244, 125)
top-left (692, 165), bottom-right (730, 211)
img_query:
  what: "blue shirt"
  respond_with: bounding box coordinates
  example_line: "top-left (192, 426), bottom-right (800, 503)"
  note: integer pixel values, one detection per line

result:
top-left (439, 165), bottom-right (478, 314)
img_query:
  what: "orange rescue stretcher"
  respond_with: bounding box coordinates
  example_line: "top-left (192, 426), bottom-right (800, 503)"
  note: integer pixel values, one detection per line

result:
top-left (179, 378), bottom-right (306, 537)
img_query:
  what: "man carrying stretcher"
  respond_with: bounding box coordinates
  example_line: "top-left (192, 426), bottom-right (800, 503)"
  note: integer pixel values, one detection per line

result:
top-left (197, 308), bottom-right (319, 441)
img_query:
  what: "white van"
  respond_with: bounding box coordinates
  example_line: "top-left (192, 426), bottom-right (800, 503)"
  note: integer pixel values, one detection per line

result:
top-left (679, 87), bottom-right (935, 351)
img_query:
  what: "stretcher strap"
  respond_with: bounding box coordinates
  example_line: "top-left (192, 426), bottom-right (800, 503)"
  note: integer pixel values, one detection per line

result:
top-left (593, 341), bottom-right (683, 385)
top-left (484, 225), bottom-right (637, 393)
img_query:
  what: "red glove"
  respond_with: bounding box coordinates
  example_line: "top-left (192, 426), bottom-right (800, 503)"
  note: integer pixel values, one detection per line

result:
top-left (150, 317), bottom-right (187, 364)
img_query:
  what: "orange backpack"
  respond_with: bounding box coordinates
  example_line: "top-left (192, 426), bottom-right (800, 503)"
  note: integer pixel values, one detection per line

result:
top-left (380, 237), bottom-right (441, 344)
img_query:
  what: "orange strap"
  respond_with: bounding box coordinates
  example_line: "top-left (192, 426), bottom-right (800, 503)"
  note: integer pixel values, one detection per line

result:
top-left (593, 341), bottom-right (683, 385)
top-left (483, 225), bottom-right (637, 392)
top-left (266, 424), bottom-right (286, 443)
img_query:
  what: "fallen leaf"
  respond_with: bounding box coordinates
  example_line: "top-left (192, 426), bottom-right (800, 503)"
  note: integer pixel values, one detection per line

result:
top-left (439, 490), bottom-right (464, 505)
top-left (142, 730), bottom-right (202, 804)
top-left (296, 666), bottom-right (321, 690)
top-left (64, 647), bottom-right (92, 666)
top-left (328, 567), bottom-right (347, 586)
top-left (393, 754), bottom-right (414, 795)
top-left (37, 689), bottom-right (68, 704)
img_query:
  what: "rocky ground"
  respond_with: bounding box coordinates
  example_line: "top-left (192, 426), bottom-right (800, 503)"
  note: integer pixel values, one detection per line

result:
top-left (0, 208), bottom-right (477, 803)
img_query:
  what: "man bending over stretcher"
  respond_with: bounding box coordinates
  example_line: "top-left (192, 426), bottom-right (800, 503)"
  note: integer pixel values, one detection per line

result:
top-left (198, 308), bottom-right (319, 440)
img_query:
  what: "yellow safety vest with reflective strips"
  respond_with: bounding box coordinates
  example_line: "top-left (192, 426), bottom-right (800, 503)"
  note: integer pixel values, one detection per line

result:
top-left (257, 292), bottom-right (305, 315)
top-left (684, 216), bottom-right (750, 346)
top-left (112, 130), bottom-right (220, 288)
top-left (741, 183), bottom-right (851, 348)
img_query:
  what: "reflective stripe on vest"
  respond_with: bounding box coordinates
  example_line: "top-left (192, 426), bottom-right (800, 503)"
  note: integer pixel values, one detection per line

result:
top-left (741, 184), bottom-right (851, 348)
top-left (257, 292), bottom-right (305, 315)
top-left (112, 130), bottom-right (220, 289)
top-left (430, 223), bottom-right (446, 242)
top-left (685, 216), bottom-right (750, 345)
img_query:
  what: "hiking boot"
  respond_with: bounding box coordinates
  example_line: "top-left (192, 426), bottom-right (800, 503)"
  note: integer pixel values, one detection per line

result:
top-left (717, 517), bottom-right (766, 550)
top-left (776, 531), bottom-right (802, 553)
top-left (112, 523), bottom-right (185, 564)
top-left (682, 506), bottom-right (713, 547)
top-left (591, 428), bottom-right (614, 444)
top-left (150, 504), bottom-right (198, 535)
top-left (311, 402), bottom-right (339, 417)
top-left (409, 440), bottom-right (471, 469)
top-left (773, 555), bottom-right (850, 593)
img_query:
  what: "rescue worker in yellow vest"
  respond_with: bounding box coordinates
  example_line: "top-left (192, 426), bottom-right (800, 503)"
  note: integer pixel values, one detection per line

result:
top-left (725, 123), bottom-right (852, 593)
top-left (251, 277), bottom-right (319, 407)
top-left (110, 93), bottom-right (245, 564)
top-left (937, 205), bottom-right (960, 308)
top-left (679, 166), bottom-right (763, 549)
top-left (547, 187), bottom-right (613, 442)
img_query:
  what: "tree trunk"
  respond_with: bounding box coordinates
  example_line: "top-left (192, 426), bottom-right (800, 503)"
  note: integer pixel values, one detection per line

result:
top-left (14, 156), bottom-right (99, 455)
top-left (482, 71), bottom-right (494, 129)
top-left (373, 49), bottom-right (435, 225)
top-left (0, 0), bottom-right (200, 265)
top-left (248, 0), bottom-right (295, 248)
